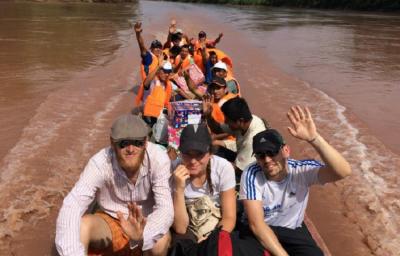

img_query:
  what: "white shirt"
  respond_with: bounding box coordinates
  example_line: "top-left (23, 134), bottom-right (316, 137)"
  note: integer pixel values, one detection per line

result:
top-left (183, 155), bottom-right (236, 201)
top-left (223, 115), bottom-right (266, 170)
top-left (239, 159), bottom-right (324, 229)
top-left (55, 142), bottom-right (173, 255)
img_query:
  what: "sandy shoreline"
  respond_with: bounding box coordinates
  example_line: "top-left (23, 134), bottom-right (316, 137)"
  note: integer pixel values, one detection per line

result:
top-left (3, 2), bottom-right (394, 255)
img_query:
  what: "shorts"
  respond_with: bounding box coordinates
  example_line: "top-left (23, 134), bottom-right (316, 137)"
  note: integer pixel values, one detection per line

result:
top-left (88, 212), bottom-right (141, 256)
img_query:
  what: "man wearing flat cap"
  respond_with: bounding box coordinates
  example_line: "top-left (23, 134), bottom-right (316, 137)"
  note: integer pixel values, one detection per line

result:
top-left (56, 114), bottom-right (173, 256)
top-left (239, 106), bottom-right (352, 256)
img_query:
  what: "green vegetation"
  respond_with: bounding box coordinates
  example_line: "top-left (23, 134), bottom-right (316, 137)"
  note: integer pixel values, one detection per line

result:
top-left (163, 0), bottom-right (400, 11)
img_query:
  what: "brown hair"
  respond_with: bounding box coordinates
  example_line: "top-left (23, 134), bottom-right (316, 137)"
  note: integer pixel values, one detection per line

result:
top-left (206, 160), bottom-right (213, 195)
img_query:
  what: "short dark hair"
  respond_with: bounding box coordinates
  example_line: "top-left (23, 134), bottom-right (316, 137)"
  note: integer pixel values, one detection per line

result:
top-left (221, 97), bottom-right (252, 122)
top-left (209, 51), bottom-right (217, 57)
top-left (169, 45), bottom-right (181, 56)
top-left (198, 31), bottom-right (207, 38)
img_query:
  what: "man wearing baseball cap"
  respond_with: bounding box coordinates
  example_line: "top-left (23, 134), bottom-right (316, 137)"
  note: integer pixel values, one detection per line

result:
top-left (56, 114), bottom-right (173, 256)
top-left (239, 106), bottom-right (352, 256)
top-left (134, 22), bottom-right (163, 81)
top-left (212, 61), bottom-right (240, 95)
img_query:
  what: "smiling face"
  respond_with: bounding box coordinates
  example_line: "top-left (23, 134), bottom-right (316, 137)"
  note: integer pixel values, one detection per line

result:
top-left (112, 138), bottom-right (147, 174)
top-left (181, 150), bottom-right (211, 177)
top-left (157, 69), bottom-right (171, 82)
top-left (180, 46), bottom-right (189, 59)
top-left (209, 83), bottom-right (226, 101)
top-left (255, 145), bottom-right (290, 181)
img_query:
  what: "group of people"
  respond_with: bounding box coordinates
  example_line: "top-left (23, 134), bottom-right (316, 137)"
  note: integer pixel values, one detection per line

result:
top-left (55, 21), bottom-right (352, 256)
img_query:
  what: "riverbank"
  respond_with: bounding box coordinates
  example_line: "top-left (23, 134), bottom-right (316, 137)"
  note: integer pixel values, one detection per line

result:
top-left (154, 0), bottom-right (400, 11)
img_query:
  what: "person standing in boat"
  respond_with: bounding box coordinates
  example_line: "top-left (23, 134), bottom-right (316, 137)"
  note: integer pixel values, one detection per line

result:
top-left (55, 114), bottom-right (173, 256)
top-left (239, 106), bottom-right (352, 256)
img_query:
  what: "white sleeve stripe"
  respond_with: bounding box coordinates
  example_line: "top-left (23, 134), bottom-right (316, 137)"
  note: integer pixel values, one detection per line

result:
top-left (246, 164), bottom-right (260, 200)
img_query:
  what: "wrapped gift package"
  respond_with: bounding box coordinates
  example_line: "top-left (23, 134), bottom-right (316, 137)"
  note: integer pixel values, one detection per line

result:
top-left (170, 100), bottom-right (203, 129)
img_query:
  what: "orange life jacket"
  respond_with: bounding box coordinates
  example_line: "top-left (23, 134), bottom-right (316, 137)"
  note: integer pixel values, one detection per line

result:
top-left (142, 79), bottom-right (172, 118)
top-left (174, 55), bottom-right (192, 71)
top-left (211, 93), bottom-right (237, 124)
top-left (136, 52), bottom-right (161, 106)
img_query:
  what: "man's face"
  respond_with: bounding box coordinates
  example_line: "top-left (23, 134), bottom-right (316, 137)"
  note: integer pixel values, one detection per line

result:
top-left (158, 69), bottom-right (171, 82)
top-left (213, 68), bottom-right (227, 79)
top-left (225, 117), bottom-right (241, 131)
top-left (180, 47), bottom-right (189, 59)
top-left (112, 138), bottom-right (147, 173)
top-left (209, 84), bottom-right (226, 101)
top-left (181, 150), bottom-right (211, 177)
top-left (210, 55), bottom-right (218, 65)
top-left (172, 39), bottom-right (181, 47)
top-left (151, 47), bottom-right (162, 57)
top-left (255, 146), bottom-right (288, 181)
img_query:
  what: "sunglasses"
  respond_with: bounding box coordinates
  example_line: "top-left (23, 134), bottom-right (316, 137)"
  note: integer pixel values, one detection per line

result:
top-left (255, 149), bottom-right (281, 159)
top-left (117, 139), bottom-right (145, 149)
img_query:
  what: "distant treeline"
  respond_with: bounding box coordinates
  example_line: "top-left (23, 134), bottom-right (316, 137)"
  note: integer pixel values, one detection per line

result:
top-left (161, 0), bottom-right (400, 11)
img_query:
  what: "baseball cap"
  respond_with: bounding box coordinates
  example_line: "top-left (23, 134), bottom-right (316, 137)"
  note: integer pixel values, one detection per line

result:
top-left (209, 76), bottom-right (227, 87)
top-left (111, 114), bottom-right (150, 142)
top-left (179, 124), bottom-right (211, 154)
top-left (211, 61), bottom-right (227, 71)
top-left (150, 39), bottom-right (162, 49)
top-left (161, 61), bottom-right (173, 72)
top-left (252, 129), bottom-right (285, 154)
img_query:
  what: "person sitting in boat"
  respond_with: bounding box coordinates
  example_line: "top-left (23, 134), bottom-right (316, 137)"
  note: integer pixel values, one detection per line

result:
top-left (172, 124), bottom-right (236, 246)
top-left (206, 97), bottom-right (269, 177)
top-left (203, 76), bottom-right (238, 125)
top-left (55, 114), bottom-right (173, 256)
top-left (212, 61), bottom-right (240, 95)
top-left (133, 22), bottom-right (164, 82)
top-left (173, 44), bottom-right (193, 73)
top-left (200, 47), bottom-right (219, 85)
top-left (163, 19), bottom-right (189, 49)
top-left (138, 61), bottom-right (173, 127)
top-left (239, 106), bottom-right (352, 256)
top-left (191, 30), bottom-right (223, 51)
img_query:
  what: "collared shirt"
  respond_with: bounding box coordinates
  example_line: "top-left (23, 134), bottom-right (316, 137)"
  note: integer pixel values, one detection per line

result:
top-left (222, 115), bottom-right (266, 170)
top-left (55, 142), bottom-right (173, 256)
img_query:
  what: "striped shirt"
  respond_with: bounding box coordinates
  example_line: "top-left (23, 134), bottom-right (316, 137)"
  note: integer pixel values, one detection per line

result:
top-left (55, 142), bottom-right (173, 255)
top-left (239, 159), bottom-right (324, 229)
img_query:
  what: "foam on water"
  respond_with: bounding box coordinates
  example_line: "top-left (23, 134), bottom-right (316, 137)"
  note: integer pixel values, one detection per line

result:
top-left (296, 80), bottom-right (400, 255)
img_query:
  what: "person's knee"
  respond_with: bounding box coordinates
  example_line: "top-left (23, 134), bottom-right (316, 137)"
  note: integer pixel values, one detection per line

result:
top-left (80, 214), bottom-right (112, 249)
top-left (148, 231), bottom-right (171, 256)
top-left (80, 215), bottom-right (95, 246)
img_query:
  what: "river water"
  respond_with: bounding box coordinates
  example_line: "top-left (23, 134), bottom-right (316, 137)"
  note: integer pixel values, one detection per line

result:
top-left (0, 1), bottom-right (399, 255)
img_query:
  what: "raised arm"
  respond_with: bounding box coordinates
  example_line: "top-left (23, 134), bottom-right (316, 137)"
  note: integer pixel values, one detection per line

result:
top-left (184, 70), bottom-right (204, 99)
top-left (243, 200), bottom-right (289, 256)
top-left (287, 106), bottom-right (352, 183)
top-left (214, 33), bottom-right (223, 45)
top-left (172, 165), bottom-right (190, 234)
top-left (134, 22), bottom-right (148, 57)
